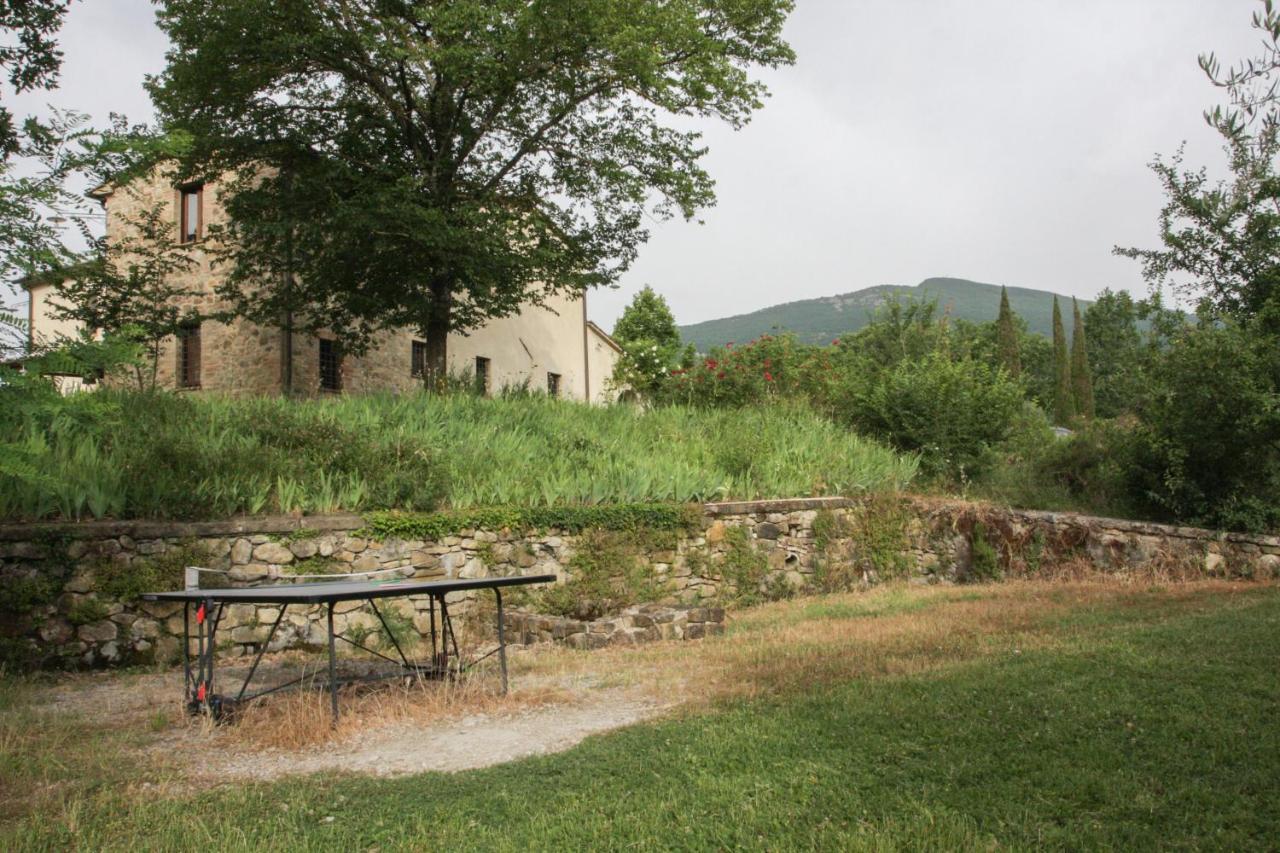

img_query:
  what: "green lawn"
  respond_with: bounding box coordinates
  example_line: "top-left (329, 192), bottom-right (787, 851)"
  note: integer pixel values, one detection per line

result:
top-left (4, 584), bottom-right (1279, 850)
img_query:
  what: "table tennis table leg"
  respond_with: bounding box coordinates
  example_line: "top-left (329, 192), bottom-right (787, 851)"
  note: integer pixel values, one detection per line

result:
top-left (182, 601), bottom-right (191, 700)
top-left (203, 600), bottom-right (223, 714)
top-left (428, 595), bottom-right (439, 673)
top-left (495, 587), bottom-right (508, 695)
top-left (326, 602), bottom-right (339, 725)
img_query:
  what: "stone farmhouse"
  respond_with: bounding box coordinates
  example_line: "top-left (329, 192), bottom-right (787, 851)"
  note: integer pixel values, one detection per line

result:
top-left (24, 170), bottom-right (623, 401)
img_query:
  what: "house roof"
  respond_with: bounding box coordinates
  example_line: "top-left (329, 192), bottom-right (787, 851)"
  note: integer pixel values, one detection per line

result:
top-left (585, 320), bottom-right (623, 353)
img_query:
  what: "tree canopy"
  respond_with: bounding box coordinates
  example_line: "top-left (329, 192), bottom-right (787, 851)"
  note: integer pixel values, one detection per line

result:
top-left (1051, 297), bottom-right (1072, 424)
top-left (995, 285), bottom-right (1020, 378)
top-left (145, 0), bottom-right (796, 377)
top-left (0, 0), bottom-right (73, 157)
top-left (610, 285), bottom-right (684, 396)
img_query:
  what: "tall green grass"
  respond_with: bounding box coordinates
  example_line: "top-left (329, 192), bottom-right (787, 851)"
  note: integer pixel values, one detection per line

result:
top-left (0, 391), bottom-right (916, 521)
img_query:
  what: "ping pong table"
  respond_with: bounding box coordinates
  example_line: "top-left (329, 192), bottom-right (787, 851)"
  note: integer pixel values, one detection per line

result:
top-left (142, 574), bottom-right (556, 723)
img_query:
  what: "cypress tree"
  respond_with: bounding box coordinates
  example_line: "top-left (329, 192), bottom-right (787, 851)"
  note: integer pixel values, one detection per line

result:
top-left (1070, 297), bottom-right (1095, 418)
top-left (1052, 296), bottom-right (1074, 424)
top-left (995, 286), bottom-right (1021, 377)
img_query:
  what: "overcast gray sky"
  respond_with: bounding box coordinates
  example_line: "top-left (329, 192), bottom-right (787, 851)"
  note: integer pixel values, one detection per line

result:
top-left (8, 0), bottom-right (1264, 328)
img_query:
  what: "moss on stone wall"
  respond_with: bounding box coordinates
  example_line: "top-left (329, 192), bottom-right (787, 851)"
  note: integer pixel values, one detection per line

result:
top-left (363, 503), bottom-right (702, 542)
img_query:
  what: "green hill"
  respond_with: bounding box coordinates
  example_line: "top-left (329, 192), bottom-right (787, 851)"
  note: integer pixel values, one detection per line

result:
top-left (678, 277), bottom-right (1089, 350)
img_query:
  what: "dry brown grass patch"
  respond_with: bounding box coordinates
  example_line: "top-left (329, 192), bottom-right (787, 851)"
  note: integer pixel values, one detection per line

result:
top-left (212, 668), bottom-right (573, 752)
top-left (512, 579), bottom-right (1272, 711)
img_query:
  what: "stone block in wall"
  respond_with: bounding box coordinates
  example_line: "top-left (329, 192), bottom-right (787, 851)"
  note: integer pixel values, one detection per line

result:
top-left (229, 563), bottom-right (270, 582)
top-left (289, 539), bottom-right (318, 559)
top-left (253, 542), bottom-right (294, 564)
top-left (77, 620), bottom-right (117, 643)
top-left (39, 620), bottom-right (73, 644)
top-left (352, 554), bottom-right (382, 573)
top-left (229, 538), bottom-right (252, 565)
top-left (566, 632), bottom-right (610, 650)
top-left (752, 517), bottom-right (783, 537)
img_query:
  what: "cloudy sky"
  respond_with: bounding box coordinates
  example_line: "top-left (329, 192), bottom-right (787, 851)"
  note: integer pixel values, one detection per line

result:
top-left (8, 0), bottom-right (1265, 328)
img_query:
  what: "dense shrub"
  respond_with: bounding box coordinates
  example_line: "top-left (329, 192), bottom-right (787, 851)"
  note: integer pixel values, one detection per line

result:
top-left (842, 354), bottom-right (1025, 480)
top-left (1122, 322), bottom-right (1280, 531)
top-left (658, 334), bottom-right (840, 409)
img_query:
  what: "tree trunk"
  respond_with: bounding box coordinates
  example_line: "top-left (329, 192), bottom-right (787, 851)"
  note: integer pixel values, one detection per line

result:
top-left (423, 280), bottom-right (452, 390)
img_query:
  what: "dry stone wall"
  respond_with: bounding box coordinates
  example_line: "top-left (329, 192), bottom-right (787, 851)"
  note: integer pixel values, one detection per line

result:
top-left (2, 497), bottom-right (1276, 668)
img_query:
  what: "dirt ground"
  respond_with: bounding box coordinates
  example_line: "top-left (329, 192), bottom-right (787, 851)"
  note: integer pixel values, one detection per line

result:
top-left (32, 646), bottom-right (676, 786)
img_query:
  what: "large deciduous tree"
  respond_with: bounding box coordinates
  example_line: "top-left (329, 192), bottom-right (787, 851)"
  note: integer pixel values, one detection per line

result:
top-left (146, 0), bottom-right (796, 380)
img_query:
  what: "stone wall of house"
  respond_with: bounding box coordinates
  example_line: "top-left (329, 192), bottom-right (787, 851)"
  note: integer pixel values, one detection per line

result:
top-left (66, 168), bottom-right (608, 399)
top-left (2, 497), bottom-right (1276, 668)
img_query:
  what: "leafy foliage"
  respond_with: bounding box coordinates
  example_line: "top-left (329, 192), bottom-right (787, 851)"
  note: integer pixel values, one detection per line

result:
top-left (365, 504), bottom-right (701, 542)
top-left (146, 0), bottom-right (796, 375)
top-left (0, 0), bottom-right (72, 157)
top-left (610, 286), bottom-right (687, 397)
top-left (0, 110), bottom-right (99, 305)
top-left (536, 528), bottom-right (670, 620)
top-left (51, 197), bottom-right (201, 391)
top-left (848, 353), bottom-right (1024, 480)
top-left (93, 542), bottom-right (212, 603)
top-left (1070, 298), bottom-right (1094, 419)
top-left (1106, 2), bottom-right (1280, 531)
top-left (996, 286), bottom-right (1021, 377)
top-left (1051, 297), bottom-right (1073, 425)
top-left (716, 524), bottom-right (776, 606)
top-left (1124, 320), bottom-right (1280, 531)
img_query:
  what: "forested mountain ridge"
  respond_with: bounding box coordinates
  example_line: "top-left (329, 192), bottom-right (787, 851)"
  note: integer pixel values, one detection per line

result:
top-left (678, 277), bottom-right (1089, 349)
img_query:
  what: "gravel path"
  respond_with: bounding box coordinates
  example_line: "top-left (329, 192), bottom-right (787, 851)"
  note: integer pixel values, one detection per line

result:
top-left (205, 696), bottom-right (661, 780)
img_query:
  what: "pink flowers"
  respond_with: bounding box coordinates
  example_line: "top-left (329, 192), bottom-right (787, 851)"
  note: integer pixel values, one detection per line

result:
top-left (764, 371), bottom-right (774, 382)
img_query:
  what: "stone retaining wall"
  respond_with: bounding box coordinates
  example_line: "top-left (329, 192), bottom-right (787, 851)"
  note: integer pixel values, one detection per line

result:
top-left (2, 497), bottom-right (1275, 668)
top-left (503, 604), bottom-right (725, 651)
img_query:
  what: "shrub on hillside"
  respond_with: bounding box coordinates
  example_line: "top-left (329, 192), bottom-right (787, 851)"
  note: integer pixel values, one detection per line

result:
top-left (1122, 322), bottom-right (1280, 532)
top-left (842, 354), bottom-right (1025, 481)
top-left (657, 334), bottom-right (841, 410)
top-left (974, 409), bottom-right (1136, 518)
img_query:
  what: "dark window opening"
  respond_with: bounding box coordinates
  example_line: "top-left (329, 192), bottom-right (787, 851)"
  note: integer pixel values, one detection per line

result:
top-left (547, 372), bottom-right (561, 398)
top-left (411, 340), bottom-right (427, 377)
top-left (179, 183), bottom-right (203, 244)
top-left (319, 339), bottom-right (342, 392)
top-left (474, 356), bottom-right (490, 395)
top-left (177, 322), bottom-right (201, 388)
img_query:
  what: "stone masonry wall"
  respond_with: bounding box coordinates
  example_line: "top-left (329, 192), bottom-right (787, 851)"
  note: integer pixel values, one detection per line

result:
top-left (2, 497), bottom-right (1276, 668)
